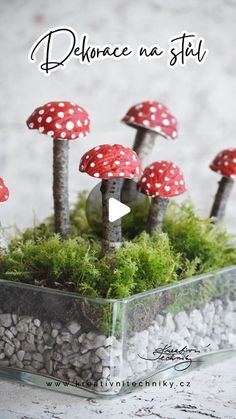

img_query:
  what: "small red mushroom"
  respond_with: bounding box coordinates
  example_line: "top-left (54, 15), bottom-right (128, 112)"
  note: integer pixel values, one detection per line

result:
top-left (209, 148), bottom-right (236, 224)
top-left (121, 100), bottom-right (178, 203)
top-left (79, 144), bottom-right (142, 255)
top-left (26, 101), bottom-right (90, 238)
top-left (0, 178), bottom-right (9, 203)
top-left (0, 178), bottom-right (10, 248)
top-left (137, 161), bottom-right (186, 234)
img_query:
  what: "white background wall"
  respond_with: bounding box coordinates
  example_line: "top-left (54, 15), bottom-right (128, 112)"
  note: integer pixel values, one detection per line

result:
top-left (0, 0), bottom-right (235, 232)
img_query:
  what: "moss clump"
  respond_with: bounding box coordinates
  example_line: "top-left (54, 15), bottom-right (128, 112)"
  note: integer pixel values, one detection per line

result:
top-left (164, 201), bottom-right (236, 274)
top-left (0, 196), bottom-right (236, 303)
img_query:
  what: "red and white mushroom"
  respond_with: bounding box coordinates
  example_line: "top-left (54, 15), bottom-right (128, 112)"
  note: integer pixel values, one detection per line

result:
top-left (79, 144), bottom-right (142, 255)
top-left (137, 161), bottom-right (187, 233)
top-left (26, 101), bottom-right (90, 238)
top-left (209, 148), bottom-right (236, 224)
top-left (121, 100), bottom-right (178, 203)
top-left (0, 178), bottom-right (10, 248)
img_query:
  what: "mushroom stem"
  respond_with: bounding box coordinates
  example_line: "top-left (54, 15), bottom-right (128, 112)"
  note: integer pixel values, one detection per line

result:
top-left (210, 176), bottom-right (234, 224)
top-left (146, 196), bottom-right (169, 234)
top-left (121, 128), bottom-right (156, 203)
top-left (53, 139), bottom-right (70, 239)
top-left (100, 178), bottom-right (123, 256)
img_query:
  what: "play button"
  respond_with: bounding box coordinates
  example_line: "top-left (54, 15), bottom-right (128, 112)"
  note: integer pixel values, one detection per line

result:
top-left (108, 198), bottom-right (130, 222)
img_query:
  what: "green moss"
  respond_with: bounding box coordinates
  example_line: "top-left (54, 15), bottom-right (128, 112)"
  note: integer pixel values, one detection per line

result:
top-left (0, 196), bottom-right (236, 306)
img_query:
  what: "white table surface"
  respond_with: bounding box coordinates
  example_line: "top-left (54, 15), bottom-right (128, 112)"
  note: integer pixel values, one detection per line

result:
top-left (0, 358), bottom-right (235, 419)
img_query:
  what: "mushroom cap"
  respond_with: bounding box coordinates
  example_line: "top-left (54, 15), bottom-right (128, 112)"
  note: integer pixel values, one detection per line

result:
top-left (26, 101), bottom-right (90, 140)
top-left (210, 148), bottom-right (236, 178)
top-left (0, 178), bottom-right (9, 203)
top-left (122, 101), bottom-right (178, 141)
top-left (137, 161), bottom-right (187, 198)
top-left (79, 144), bottom-right (143, 179)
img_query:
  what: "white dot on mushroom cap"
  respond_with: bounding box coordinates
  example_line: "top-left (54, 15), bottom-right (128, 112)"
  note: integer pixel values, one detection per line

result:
top-left (60, 132), bottom-right (66, 138)
top-left (136, 167), bottom-right (140, 174)
top-left (129, 174), bottom-right (134, 178)
top-left (71, 134), bottom-right (76, 139)
top-left (135, 104), bottom-right (143, 110)
top-left (158, 104), bottom-right (163, 109)
top-left (46, 117), bottom-right (52, 123)
top-left (58, 102), bottom-right (65, 107)
top-left (97, 153), bottom-right (103, 158)
top-left (143, 120), bottom-right (150, 126)
top-left (119, 172), bottom-right (125, 176)
top-left (172, 131), bottom-right (177, 138)
top-left (95, 146), bottom-right (100, 151)
top-left (147, 183), bottom-right (151, 188)
top-left (90, 162), bottom-right (95, 167)
top-left (93, 173), bottom-right (99, 177)
top-left (29, 122), bottom-right (34, 128)
top-left (115, 160), bottom-right (120, 165)
top-left (180, 180), bottom-right (184, 185)
top-left (132, 155), bottom-right (137, 161)
top-left (38, 117), bottom-right (42, 123)
top-left (77, 120), bottom-right (82, 127)
top-left (66, 121), bottom-right (74, 130)
top-left (150, 106), bottom-right (157, 112)
top-left (108, 172), bottom-right (113, 177)
top-left (165, 186), bottom-right (171, 191)
top-left (50, 108), bottom-right (55, 112)
top-left (223, 155), bottom-right (228, 159)
top-left (138, 112), bottom-right (143, 117)
top-left (233, 158), bottom-right (236, 163)
top-left (77, 107), bottom-right (82, 112)
top-left (129, 116), bottom-right (135, 122)
top-left (224, 161), bottom-right (229, 166)
top-left (162, 119), bottom-right (170, 126)
top-left (151, 115), bottom-right (156, 121)
top-left (142, 177), bottom-right (147, 183)
top-left (155, 183), bottom-right (161, 188)
top-left (46, 103), bottom-right (51, 107)
top-left (120, 151), bottom-right (125, 156)
top-left (58, 112), bottom-right (64, 118)
top-left (55, 123), bottom-right (61, 129)
top-left (150, 173), bottom-right (154, 178)
top-left (103, 161), bottom-right (108, 165)
top-left (69, 109), bottom-right (74, 114)
top-left (79, 133), bottom-right (84, 138)
top-left (125, 161), bottom-right (131, 165)
top-left (85, 155), bottom-right (89, 159)
top-left (47, 131), bottom-right (54, 136)
top-left (38, 109), bottom-right (44, 115)
top-left (155, 126), bottom-right (161, 131)
top-left (174, 181), bottom-right (179, 185)
top-left (165, 177), bottom-right (170, 181)
top-left (172, 118), bottom-right (176, 123)
top-left (38, 127), bottom-right (44, 133)
top-left (84, 120), bottom-right (88, 126)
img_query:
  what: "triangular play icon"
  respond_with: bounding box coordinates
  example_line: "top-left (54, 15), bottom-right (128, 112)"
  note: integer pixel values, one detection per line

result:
top-left (108, 198), bottom-right (131, 222)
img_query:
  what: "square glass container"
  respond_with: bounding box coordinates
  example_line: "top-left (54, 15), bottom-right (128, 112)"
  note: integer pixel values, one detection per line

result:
top-left (0, 266), bottom-right (236, 397)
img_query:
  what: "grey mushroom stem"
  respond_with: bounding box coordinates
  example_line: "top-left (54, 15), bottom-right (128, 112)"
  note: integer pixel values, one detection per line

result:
top-left (210, 176), bottom-right (234, 224)
top-left (121, 127), bottom-right (157, 203)
top-left (53, 138), bottom-right (70, 239)
top-left (146, 196), bottom-right (169, 234)
top-left (100, 178), bottom-right (123, 256)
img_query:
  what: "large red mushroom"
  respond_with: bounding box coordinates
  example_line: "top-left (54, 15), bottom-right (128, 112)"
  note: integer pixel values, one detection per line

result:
top-left (79, 144), bottom-right (142, 255)
top-left (26, 101), bottom-right (90, 238)
top-left (121, 100), bottom-right (178, 202)
top-left (209, 148), bottom-right (236, 224)
top-left (137, 161), bottom-right (187, 234)
top-left (0, 178), bottom-right (10, 248)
